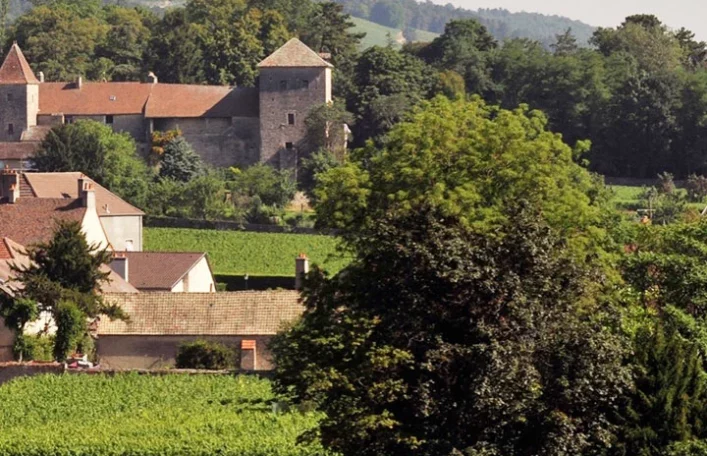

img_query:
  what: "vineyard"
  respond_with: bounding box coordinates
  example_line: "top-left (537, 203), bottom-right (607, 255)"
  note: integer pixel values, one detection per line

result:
top-left (144, 228), bottom-right (350, 276)
top-left (0, 373), bottom-right (329, 456)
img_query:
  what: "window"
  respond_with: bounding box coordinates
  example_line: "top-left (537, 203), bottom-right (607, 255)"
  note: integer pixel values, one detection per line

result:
top-left (279, 80), bottom-right (287, 90)
top-left (6, 93), bottom-right (12, 102)
top-left (106, 115), bottom-right (114, 125)
top-left (65, 116), bottom-right (74, 125)
top-left (7, 124), bottom-right (14, 135)
top-left (287, 113), bottom-right (295, 125)
top-left (301, 79), bottom-right (309, 89)
top-left (285, 142), bottom-right (294, 150)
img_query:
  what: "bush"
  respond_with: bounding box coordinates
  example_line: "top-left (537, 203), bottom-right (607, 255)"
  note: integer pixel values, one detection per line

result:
top-left (160, 137), bottom-right (204, 182)
top-left (13, 334), bottom-right (54, 362)
top-left (176, 340), bottom-right (236, 370)
top-left (686, 174), bottom-right (707, 203)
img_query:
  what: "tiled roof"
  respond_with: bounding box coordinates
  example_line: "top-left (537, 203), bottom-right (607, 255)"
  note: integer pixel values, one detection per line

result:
top-left (144, 85), bottom-right (258, 118)
top-left (257, 38), bottom-right (333, 68)
top-left (38, 82), bottom-right (258, 118)
top-left (39, 82), bottom-right (152, 116)
top-left (0, 199), bottom-right (86, 246)
top-left (0, 142), bottom-right (38, 160)
top-left (122, 252), bottom-right (208, 291)
top-left (0, 44), bottom-right (39, 84)
top-left (22, 172), bottom-right (144, 216)
top-left (99, 291), bottom-right (304, 335)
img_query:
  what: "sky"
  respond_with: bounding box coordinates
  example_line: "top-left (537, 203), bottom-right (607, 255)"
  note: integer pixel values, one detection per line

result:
top-left (432, 0), bottom-right (707, 40)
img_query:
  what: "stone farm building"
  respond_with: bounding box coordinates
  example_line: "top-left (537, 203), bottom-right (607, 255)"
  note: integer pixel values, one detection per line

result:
top-left (0, 38), bottom-right (332, 170)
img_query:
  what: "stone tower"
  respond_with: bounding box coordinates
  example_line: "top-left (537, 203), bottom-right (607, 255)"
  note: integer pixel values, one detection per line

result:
top-left (257, 38), bottom-right (332, 169)
top-left (0, 43), bottom-right (39, 142)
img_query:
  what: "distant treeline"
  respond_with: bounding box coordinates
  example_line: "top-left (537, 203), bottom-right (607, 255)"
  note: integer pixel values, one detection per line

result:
top-left (334, 0), bottom-right (595, 46)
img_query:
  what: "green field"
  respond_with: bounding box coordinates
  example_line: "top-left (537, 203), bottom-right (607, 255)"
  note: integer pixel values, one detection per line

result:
top-left (609, 185), bottom-right (706, 213)
top-left (145, 227), bottom-right (349, 276)
top-left (351, 16), bottom-right (439, 49)
top-left (0, 374), bottom-right (328, 456)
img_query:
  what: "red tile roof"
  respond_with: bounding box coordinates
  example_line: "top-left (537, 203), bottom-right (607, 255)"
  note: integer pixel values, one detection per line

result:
top-left (121, 252), bottom-right (208, 291)
top-left (0, 43), bottom-right (39, 84)
top-left (39, 82), bottom-right (152, 116)
top-left (0, 142), bottom-right (37, 160)
top-left (99, 291), bottom-right (304, 335)
top-left (22, 172), bottom-right (144, 216)
top-left (258, 38), bottom-right (333, 68)
top-left (0, 198), bottom-right (86, 246)
top-left (38, 82), bottom-right (258, 118)
top-left (144, 85), bottom-right (258, 118)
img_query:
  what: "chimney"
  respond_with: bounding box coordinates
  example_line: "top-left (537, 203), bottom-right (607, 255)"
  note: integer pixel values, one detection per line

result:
top-left (76, 76), bottom-right (83, 89)
top-left (147, 72), bottom-right (158, 84)
top-left (0, 168), bottom-right (20, 204)
top-left (78, 176), bottom-right (95, 210)
top-left (110, 252), bottom-right (129, 282)
top-left (295, 253), bottom-right (309, 290)
top-left (38, 71), bottom-right (44, 83)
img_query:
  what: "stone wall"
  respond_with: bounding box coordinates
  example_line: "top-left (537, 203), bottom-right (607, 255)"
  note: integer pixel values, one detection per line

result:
top-left (154, 117), bottom-right (260, 168)
top-left (0, 362), bottom-right (64, 385)
top-left (113, 115), bottom-right (148, 142)
top-left (259, 67), bottom-right (330, 168)
top-left (0, 319), bottom-right (14, 362)
top-left (96, 335), bottom-right (274, 370)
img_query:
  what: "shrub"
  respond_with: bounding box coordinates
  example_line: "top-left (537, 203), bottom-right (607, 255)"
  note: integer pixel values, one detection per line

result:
top-left (686, 174), bottom-right (707, 203)
top-left (160, 136), bottom-right (204, 182)
top-left (657, 172), bottom-right (676, 194)
top-left (13, 334), bottom-right (54, 362)
top-left (176, 340), bottom-right (236, 370)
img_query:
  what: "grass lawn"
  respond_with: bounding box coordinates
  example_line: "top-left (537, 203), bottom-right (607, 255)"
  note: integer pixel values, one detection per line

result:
top-left (0, 373), bottom-right (328, 456)
top-left (351, 16), bottom-right (439, 49)
top-left (144, 227), bottom-right (350, 276)
top-left (609, 185), bottom-right (706, 213)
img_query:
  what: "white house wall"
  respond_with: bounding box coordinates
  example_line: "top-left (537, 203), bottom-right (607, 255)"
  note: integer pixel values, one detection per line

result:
top-left (81, 210), bottom-right (110, 250)
top-left (100, 216), bottom-right (142, 252)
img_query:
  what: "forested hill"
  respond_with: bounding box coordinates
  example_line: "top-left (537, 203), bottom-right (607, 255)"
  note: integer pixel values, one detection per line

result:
top-left (334, 0), bottom-right (596, 46)
top-left (6, 0), bottom-right (595, 47)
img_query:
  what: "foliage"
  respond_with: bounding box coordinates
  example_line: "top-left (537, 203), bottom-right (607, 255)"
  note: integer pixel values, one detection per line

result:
top-left (658, 172), bottom-right (676, 194)
top-left (0, 374), bottom-right (329, 455)
top-left (616, 308), bottom-right (707, 456)
top-left (228, 164), bottom-right (296, 208)
top-left (144, 228), bottom-right (347, 276)
top-left (53, 300), bottom-right (88, 361)
top-left (159, 136), bottom-right (204, 183)
top-left (176, 339), bottom-right (237, 370)
top-left (10, 220), bottom-right (122, 361)
top-left (316, 96), bottom-right (608, 258)
top-left (272, 207), bottom-right (630, 456)
top-left (300, 148), bottom-right (341, 203)
top-left (304, 101), bottom-right (354, 155)
top-left (12, 334), bottom-right (54, 362)
top-left (32, 120), bottom-right (152, 209)
top-left (686, 175), bottom-right (707, 203)
top-left (150, 128), bottom-right (182, 162)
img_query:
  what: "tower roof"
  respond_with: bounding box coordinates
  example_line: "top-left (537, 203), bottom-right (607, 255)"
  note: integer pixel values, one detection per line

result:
top-left (0, 43), bottom-right (39, 84)
top-left (257, 38), bottom-right (333, 69)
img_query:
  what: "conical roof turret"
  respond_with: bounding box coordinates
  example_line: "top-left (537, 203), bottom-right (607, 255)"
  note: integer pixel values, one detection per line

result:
top-left (0, 43), bottom-right (39, 84)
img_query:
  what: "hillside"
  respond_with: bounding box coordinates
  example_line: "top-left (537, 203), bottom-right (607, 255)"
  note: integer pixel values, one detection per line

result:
top-left (351, 16), bottom-right (439, 48)
top-left (336, 0), bottom-right (596, 47)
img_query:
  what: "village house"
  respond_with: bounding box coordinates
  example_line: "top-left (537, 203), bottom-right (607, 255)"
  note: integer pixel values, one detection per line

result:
top-left (97, 290), bottom-right (303, 370)
top-left (0, 38), bottom-right (333, 170)
top-left (109, 252), bottom-right (215, 293)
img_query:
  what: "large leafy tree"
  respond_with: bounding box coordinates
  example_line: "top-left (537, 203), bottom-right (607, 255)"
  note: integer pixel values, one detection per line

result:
top-left (32, 120), bottom-right (152, 209)
top-left (316, 96), bottom-right (609, 257)
top-left (272, 206), bottom-right (630, 456)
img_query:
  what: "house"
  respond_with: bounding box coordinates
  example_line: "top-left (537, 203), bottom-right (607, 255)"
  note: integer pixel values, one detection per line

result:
top-left (0, 171), bottom-right (144, 251)
top-left (109, 252), bottom-right (216, 293)
top-left (0, 38), bottom-right (333, 170)
top-left (97, 291), bottom-right (304, 370)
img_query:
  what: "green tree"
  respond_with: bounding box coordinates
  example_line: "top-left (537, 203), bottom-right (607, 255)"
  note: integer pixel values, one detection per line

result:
top-left (316, 96), bottom-right (607, 256)
top-left (11, 220), bottom-right (122, 361)
top-left (272, 206), bottom-right (629, 456)
top-left (304, 101), bottom-right (354, 154)
top-left (32, 120), bottom-right (151, 209)
top-left (228, 163), bottom-right (295, 207)
top-left (159, 136), bottom-right (204, 183)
